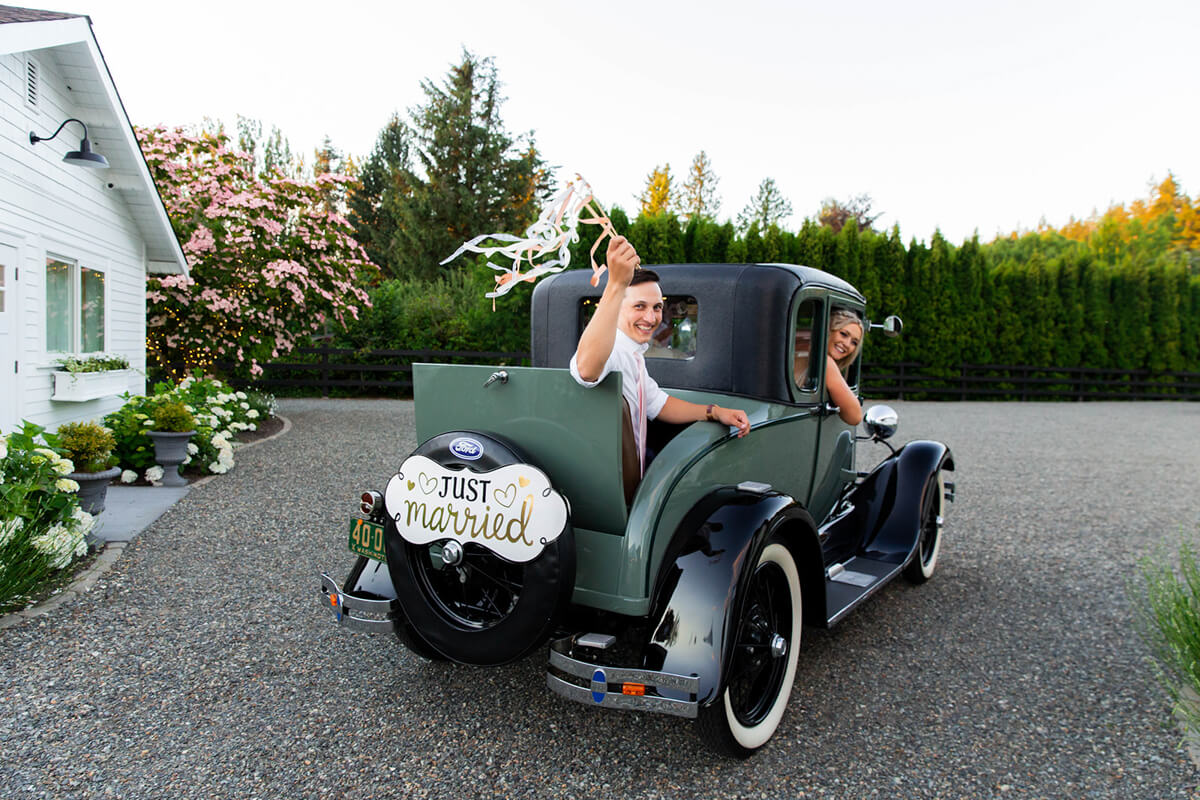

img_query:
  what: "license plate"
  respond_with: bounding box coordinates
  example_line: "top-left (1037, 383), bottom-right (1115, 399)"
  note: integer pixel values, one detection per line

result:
top-left (348, 518), bottom-right (387, 562)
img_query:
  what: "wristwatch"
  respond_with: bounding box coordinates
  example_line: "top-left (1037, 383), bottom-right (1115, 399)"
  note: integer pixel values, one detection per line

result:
top-left (705, 404), bottom-right (716, 421)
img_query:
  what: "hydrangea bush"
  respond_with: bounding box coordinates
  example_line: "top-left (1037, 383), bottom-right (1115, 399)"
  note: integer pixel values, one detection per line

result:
top-left (106, 376), bottom-right (273, 481)
top-left (0, 422), bottom-right (94, 612)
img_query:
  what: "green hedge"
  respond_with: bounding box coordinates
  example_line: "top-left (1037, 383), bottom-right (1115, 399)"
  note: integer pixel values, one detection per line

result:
top-left (291, 209), bottom-right (1200, 381)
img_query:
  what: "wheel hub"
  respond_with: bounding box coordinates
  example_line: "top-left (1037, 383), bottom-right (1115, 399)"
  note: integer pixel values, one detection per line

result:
top-left (440, 540), bottom-right (464, 567)
top-left (769, 633), bottom-right (787, 659)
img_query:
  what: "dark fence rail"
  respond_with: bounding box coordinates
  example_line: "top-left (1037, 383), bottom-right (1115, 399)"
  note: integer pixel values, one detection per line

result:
top-left (864, 362), bottom-right (1200, 401)
top-left (217, 347), bottom-right (530, 396)
top-left (219, 348), bottom-right (1200, 401)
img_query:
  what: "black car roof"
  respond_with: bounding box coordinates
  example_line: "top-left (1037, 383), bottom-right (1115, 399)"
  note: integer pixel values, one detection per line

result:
top-left (531, 263), bottom-right (866, 403)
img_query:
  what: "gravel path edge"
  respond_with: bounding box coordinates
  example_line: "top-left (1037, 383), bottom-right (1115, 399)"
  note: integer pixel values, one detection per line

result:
top-left (0, 414), bottom-right (292, 629)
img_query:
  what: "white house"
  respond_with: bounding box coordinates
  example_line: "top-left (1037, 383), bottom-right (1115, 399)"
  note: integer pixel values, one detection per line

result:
top-left (0, 5), bottom-right (186, 436)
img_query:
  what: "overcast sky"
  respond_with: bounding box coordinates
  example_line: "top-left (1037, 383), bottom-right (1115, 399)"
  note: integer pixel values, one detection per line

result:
top-left (47, 0), bottom-right (1200, 245)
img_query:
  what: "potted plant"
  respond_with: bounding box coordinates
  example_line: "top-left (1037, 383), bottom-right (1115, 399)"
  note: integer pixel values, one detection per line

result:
top-left (51, 354), bottom-right (134, 402)
top-left (56, 420), bottom-right (120, 514)
top-left (146, 401), bottom-right (196, 487)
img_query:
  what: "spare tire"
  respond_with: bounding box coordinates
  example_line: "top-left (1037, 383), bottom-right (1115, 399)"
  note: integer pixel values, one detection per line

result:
top-left (383, 431), bottom-right (575, 665)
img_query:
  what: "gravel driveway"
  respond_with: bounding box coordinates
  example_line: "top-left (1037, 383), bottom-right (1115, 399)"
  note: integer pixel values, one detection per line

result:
top-left (2, 399), bottom-right (1198, 799)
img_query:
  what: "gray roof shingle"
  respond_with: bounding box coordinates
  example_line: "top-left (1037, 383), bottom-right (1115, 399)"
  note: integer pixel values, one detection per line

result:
top-left (0, 5), bottom-right (84, 24)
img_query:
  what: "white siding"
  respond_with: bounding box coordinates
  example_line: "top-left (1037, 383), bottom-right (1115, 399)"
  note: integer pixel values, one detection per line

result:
top-left (0, 47), bottom-right (149, 434)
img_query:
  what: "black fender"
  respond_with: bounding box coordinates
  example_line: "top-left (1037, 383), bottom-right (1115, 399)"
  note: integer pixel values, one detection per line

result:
top-left (830, 440), bottom-right (954, 566)
top-left (639, 488), bottom-right (821, 706)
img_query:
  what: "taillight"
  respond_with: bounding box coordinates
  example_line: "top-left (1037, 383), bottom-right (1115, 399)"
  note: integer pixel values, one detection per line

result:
top-left (359, 490), bottom-right (383, 516)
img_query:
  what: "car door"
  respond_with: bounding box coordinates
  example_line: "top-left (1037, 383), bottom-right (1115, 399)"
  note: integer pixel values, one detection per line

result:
top-left (807, 299), bottom-right (864, 557)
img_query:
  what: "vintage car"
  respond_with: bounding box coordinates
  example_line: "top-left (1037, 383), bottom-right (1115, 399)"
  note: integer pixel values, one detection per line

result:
top-left (320, 262), bottom-right (955, 757)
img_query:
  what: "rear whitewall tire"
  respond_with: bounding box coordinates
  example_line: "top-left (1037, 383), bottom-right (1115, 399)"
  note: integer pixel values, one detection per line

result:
top-left (698, 539), bottom-right (803, 757)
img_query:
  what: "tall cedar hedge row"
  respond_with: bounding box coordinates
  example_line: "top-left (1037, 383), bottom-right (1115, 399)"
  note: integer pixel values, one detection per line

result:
top-left (333, 209), bottom-right (1199, 376)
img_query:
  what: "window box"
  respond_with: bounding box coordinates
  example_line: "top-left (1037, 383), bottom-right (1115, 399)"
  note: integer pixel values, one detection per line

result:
top-left (51, 369), bottom-right (133, 402)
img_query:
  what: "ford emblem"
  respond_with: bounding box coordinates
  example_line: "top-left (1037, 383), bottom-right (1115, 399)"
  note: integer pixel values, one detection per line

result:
top-left (449, 437), bottom-right (483, 461)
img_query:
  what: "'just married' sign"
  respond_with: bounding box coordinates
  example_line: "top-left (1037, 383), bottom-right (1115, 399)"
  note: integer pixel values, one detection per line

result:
top-left (384, 455), bottom-right (568, 563)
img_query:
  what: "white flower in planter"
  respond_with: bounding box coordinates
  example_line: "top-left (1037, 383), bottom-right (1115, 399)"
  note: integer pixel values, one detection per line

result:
top-left (120, 469), bottom-right (138, 484)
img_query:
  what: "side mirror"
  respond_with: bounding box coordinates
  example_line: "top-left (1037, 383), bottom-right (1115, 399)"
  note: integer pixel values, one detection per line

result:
top-left (869, 315), bottom-right (903, 338)
top-left (863, 404), bottom-right (899, 440)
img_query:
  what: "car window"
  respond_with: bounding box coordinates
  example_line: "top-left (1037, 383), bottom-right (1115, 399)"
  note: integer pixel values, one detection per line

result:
top-left (829, 305), bottom-right (864, 389)
top-left (646, 296), bottom-right (697, 360)
top-left (793, 298), bottom-right (822, 393)
top-left (579, 295), bottom-right (698, 360)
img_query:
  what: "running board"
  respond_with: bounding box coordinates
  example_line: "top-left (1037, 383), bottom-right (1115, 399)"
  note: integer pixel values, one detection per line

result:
top-left (824, 556), bottom-right (904, 626)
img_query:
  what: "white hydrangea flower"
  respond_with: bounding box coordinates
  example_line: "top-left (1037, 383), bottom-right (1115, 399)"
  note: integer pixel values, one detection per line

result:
top-left (34, 447), bottom-right (58, 459)
top-left (55, 478), bottom-right (80, 493)
top-left (235, 391), bottom-right (247, 400)
top-left (143, 419), bottom-right (155, 427)
top-left (184, 404), bottom-right (196, 413)
top-left (120, 469), bottom-right (138, 484)
top-left (55, 458), bottom-right (75, 475)
top-left (32, 524), bottom-right (81, 569)
top-left (246, 410), bottom-right (259, 420)
top-left (187, 443), bottom-right (199, 455)
top-left (0, 436), bottom-right (8, 460)
top-left (71, 507), bottom-right (94, 538)
top-left (145, 465), bottom-right (164, 483)
top-left (0, 516), bottom-right (24, 547)
top-left (240, 402), bottom-right (249, 410)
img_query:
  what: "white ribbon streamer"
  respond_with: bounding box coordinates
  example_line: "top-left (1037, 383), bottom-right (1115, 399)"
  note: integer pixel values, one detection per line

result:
top-left (440, 174), bottom-right (618, 301)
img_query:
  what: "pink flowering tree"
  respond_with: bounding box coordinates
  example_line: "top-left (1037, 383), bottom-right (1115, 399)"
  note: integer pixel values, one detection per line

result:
top-left (137, 126), bottom-right (378, 380)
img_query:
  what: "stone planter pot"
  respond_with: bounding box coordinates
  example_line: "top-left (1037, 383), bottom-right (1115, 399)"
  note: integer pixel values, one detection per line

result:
top-left (66, 466), bottom-right (121, 514)
top-left (147, 430), bottom-right (195, 487)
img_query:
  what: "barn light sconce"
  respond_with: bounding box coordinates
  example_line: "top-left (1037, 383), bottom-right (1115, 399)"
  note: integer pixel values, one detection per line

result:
top-left (29, 118), bottom-right (109, 168)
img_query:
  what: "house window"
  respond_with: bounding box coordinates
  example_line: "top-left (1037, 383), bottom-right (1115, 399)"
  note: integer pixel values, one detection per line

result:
top-left (46, 256), bottom-right (105, 353)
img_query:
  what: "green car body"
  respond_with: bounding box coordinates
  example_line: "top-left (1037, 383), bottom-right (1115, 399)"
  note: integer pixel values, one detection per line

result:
top-left (321, 262), bottom-right (954, 758)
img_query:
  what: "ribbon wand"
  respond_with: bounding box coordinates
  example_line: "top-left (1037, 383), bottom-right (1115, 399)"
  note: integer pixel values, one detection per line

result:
top-left (440, 175), bottom-right (621, 306)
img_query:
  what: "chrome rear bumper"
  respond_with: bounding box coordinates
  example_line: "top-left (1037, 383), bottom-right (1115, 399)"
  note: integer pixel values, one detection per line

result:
top-left (319, 572), bottom-right (398, 634)
top-left (546, 637), bottom-right (699, 719)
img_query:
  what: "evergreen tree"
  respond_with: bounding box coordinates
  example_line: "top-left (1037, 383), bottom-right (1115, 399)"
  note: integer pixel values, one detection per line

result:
top-left (680, 151), bottom-right (721, 221)
top-left (627, 213), bottom-right (685, 265)
top-left (737, 178), bottom-right (793, 231)
top-left (234, 115), bottom-right (301, 179)
top-left (311, 135), bottom-right (351, 214)
top-left (393, 50), bottom-right (551, 281)
top-left (638, 164), bottom-right (677, 216)
top-left (348, 115), bottom-right (414, 279)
